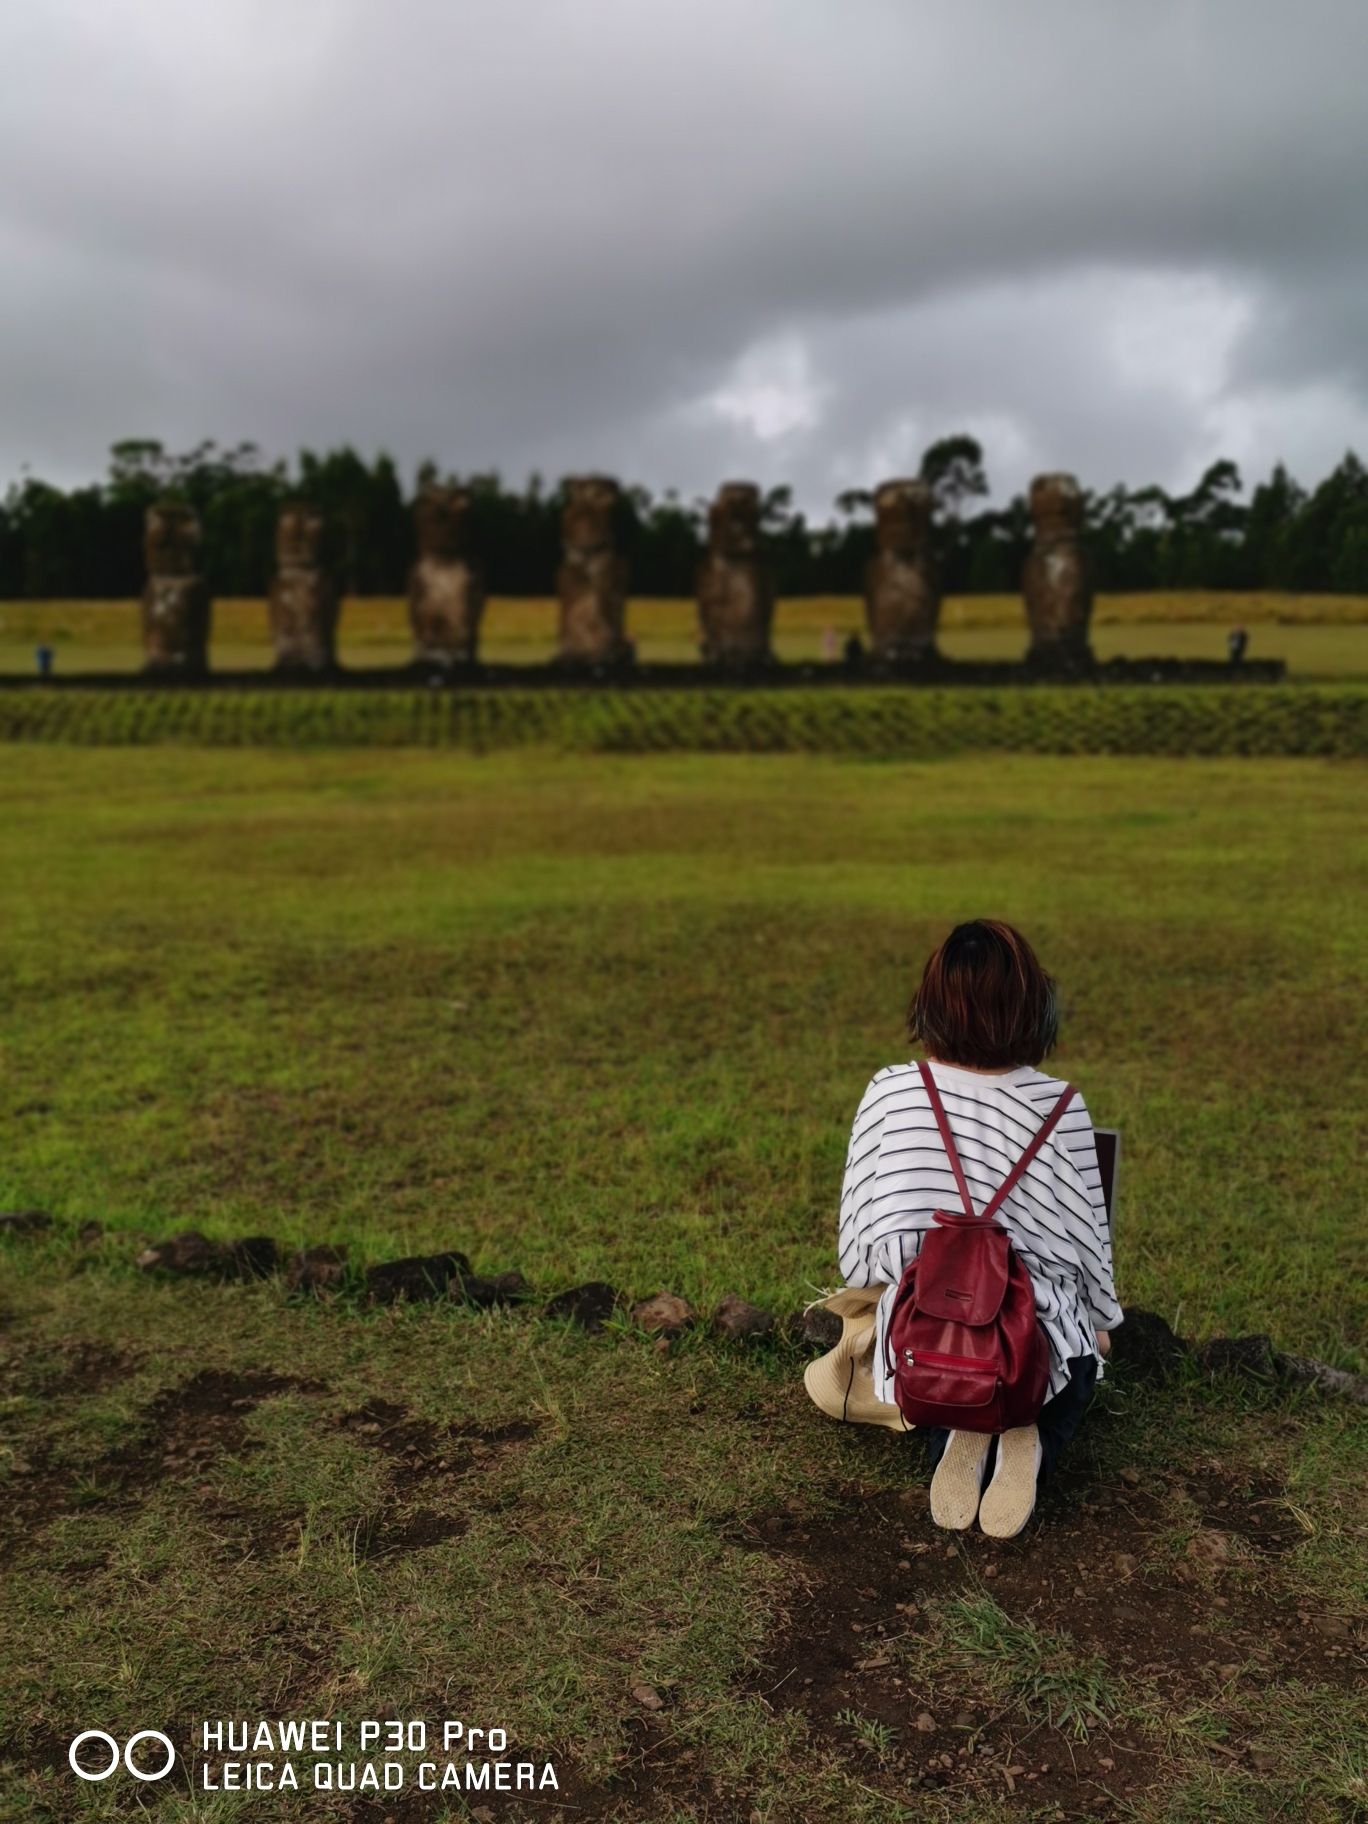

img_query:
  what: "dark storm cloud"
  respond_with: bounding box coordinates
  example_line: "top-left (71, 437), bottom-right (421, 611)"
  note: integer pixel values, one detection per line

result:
top-left (2, 0), bottom-right (1367, 510)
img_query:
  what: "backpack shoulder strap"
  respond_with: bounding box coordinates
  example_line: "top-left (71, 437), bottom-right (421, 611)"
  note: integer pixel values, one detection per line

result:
top-left (918, 1060), bottom-right (1076, 1225)
top-left (980, 1082), bottom-right (1076, 1221)
top-left (916, 1060), bottom-right (978, 1219)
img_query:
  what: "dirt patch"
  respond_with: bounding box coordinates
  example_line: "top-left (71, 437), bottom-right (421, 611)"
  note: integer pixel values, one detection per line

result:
top-left (0, 1368), bottom-right (324, 1565)
top-left (339, 1400), bottom-right (539, 1503)
top-left (746, 1455), bottom-right (1366, 1815)
top-left (101, 1368), bottom-right (324, 1495)
top-left (357, 1508), bottom-right (469, 1558)
top-left (333, 1400), bottom-right (540, 1559)
top-left (26, 1340), bottom-right (137, 1399)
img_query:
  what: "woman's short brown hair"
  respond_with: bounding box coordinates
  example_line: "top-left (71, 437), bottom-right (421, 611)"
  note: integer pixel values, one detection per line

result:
top-left (909, 920), bottom-right (1059, 1070)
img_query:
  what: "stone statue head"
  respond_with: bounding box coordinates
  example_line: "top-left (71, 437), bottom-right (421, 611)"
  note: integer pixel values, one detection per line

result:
top-left (414, 482), bottom-right (471, 563)
top-left (873, 479), bottom-right (933, 558)
top-left (143, 501), bottom-right (200, 576)
top-left (276, 502), bottom-right (327, 568)
top-left (561, 476), bottom-right (619, 553)
top-left (708, 482), bottom-right (762, 561)
top-left (1028, 473), bottom-right (1084, 542)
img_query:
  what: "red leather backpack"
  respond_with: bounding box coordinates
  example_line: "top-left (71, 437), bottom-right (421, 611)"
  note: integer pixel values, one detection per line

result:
top-left (883, 1061), bottom-right (1073, 1432)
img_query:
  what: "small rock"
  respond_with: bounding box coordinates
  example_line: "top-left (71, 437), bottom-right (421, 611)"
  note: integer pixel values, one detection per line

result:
top-left (914, 1713), bottom-right (937, 1733)
top-left (945, 1545), bottom-right (958, 1559)
top-left (365, 1251), bottom-right (473, 1305)
top-left (631, 1683), bottom-right (663, 1712)
top-left (544, 1281), bottom-right (620, 1334)
top-left (953, 1711), bottom-right (976, 1730)
top-left (137, 1231), bottom-right (227, 1276)
top-left (1186, 1528), bottom-right (1232, 1566)
top-left (1195, 1334), bottom-right (1275, 1380)
top-left (800, 1305), bottom-right (843, 1350)
top-left (1119, 1466), bottom-right (1142, 1487)
top-left (286, 1245), bottom-right (348, 1294)
top-left (1114, 1552), bottom-right (1137, 1576)
top-left (1275, 1352), bottom-right (1368, 1407)
top-left (0, 1210), bottom-right (52, 1236)
top-left (450, 1270), bottom-right (527, 1309)
top-left (226, 1236), bottom-right (278, 1280)
top-left (1108, 1306), bottom-right (1189, 1382)
top-left (135, 1230), bottom-right (277, 1281)
top-left (1311, 1614), bottom-right (1351, 1637)
top-left (631, 1291), bottom-right (695, 1337)
top-left (712, 1293), bottom-right (773, 1341)
top-left (452, 1273), bottom-right (492, 1307)
top-left (78, 1221), bottom-right (104, 1247)
top-left (1248, 1748), bottom-right (1278, 1773)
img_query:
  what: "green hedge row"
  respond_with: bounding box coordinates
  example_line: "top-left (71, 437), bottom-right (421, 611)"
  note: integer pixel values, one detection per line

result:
top-left (1, 685), bottom-right (1366, 756)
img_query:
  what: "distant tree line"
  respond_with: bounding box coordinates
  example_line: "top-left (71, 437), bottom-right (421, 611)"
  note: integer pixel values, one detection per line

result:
top-left (2, 435), bottom-right (1366, 598)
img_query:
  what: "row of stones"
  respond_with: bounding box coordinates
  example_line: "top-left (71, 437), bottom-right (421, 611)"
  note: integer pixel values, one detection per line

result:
top-left (12, 1210), bottom-right (1360, 1402)
top-left (133, 1231), bottom-right (788, 1346)
top-left (139, 473), bottom-right (1093, 675)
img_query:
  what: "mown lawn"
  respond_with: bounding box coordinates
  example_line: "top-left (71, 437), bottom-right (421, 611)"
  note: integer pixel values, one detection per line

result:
top-left (1, 748), bottom-right (1365, 1822)
top-left (3, 594), bottom-right (1368, 675)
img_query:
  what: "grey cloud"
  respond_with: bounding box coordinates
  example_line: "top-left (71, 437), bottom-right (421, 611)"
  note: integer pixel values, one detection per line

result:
top-left (2, 0), bottom-right (1367, 510)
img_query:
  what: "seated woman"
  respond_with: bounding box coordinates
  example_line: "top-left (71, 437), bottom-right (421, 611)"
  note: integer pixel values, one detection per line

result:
top-left (807, 919), bottom-right (1121, 1538)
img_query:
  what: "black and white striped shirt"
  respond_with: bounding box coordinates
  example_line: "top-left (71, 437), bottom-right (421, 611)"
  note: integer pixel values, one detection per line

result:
top-left (838, 1060), bottom-right (1124, 1402)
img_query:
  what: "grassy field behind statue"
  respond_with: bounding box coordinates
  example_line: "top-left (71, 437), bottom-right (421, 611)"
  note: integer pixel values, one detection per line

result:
top-left (1, 749), bottom-right (1365, 1821)
top-left (3, 592), bottom-right (1368, 676)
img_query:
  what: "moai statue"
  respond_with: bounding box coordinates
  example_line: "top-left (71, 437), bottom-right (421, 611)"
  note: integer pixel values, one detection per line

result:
top-left (556, 476), bottom-right (631, 665)
top-left (1022, 472), bottom-right (1093, 667)
top-left (696, 482), bottom-right (774, 667)
top-left (141, 501), bottom-right (210, 673)
top-left (863, 479), bottom-right (939, 662)
top-left (268, 503), bottom-right (339, 672)
top-left (409, 482), bottom-right (484, 667)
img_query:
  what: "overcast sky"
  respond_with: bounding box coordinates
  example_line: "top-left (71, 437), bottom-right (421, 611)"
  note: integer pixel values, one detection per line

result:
top-left (3, 0), bottom-right (1367, 513)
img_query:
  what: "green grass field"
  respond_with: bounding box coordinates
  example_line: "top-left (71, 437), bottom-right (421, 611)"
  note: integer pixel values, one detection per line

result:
top-left (4, 593), bottom-right (1368, 678)
top-left (2, 748), bottom-right (1365, 1821)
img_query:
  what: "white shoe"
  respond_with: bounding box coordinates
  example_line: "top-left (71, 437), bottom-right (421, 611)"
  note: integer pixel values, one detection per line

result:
top-left (977, 1425), bottom-right (1043, 1538)
top-left (929, 1430), bottom-right (993, 1530)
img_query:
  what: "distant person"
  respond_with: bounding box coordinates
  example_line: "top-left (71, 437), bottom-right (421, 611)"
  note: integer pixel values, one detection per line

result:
top-left (805, 919), bottom-right (1121, 1537)
top-left (1227, 626), bottom-right (1248, 664)
top-left (35, 643), bottom-right (54, 678)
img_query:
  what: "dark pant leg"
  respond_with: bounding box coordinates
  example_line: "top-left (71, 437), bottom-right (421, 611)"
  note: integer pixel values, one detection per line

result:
top-left (1036, 1355), bottom-right (1098, 1479)
top-left (921, 1354), bottom-right (1097, 1477)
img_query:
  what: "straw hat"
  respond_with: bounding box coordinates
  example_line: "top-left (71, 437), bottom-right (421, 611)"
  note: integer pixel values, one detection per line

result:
top-left (802, 1286), bottom-right (910, 1432)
